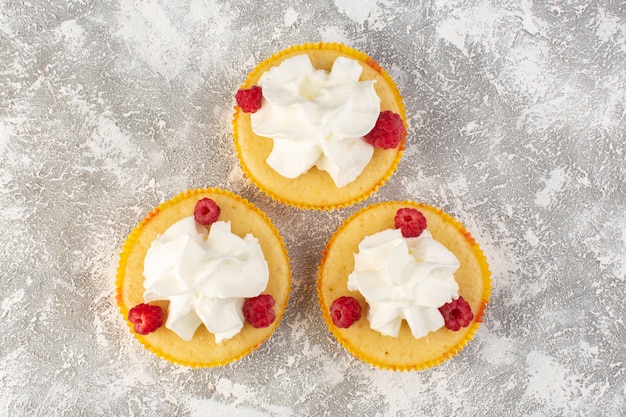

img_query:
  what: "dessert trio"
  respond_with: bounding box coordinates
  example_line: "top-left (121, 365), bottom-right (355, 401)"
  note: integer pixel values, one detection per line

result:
top-left (116, 43), bottom-right (491, 370)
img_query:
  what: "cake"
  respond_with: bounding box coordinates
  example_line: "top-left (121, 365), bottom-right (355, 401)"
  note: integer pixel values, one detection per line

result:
top-left (116, 188), bottom-right (291, 367)
top-left (232, 42), bottom-right (407, 210)
top-left (317, 201), bottom-right (491, 371)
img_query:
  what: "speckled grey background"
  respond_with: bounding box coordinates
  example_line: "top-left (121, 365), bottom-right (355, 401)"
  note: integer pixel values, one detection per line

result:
top-left (1, 0), bottom-right (624, 416)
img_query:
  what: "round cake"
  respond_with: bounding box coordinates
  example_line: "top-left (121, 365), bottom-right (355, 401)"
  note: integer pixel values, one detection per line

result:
top-left (116, 188), bottom-right (291, 367)
top-left (232, 42), bottom-right (407, 210)
top-left (317, 201), bottom-right (491, 371)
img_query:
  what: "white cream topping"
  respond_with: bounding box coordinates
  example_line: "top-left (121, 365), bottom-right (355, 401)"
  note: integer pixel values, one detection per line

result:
top-left (250, 54), bottom-right (381, 188)
top-left (347, 228), bottom-right (460, 338)
top-left (143, 217), bottom-right (269, 343)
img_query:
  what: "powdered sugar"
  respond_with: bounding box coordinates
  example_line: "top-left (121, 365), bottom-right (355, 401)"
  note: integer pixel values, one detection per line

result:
top-left (334, 0), bottom-right (382, 26)
top-left (535, 167), bottom-right (567, 208)
top-left (523, 350), bottom-right (584, 412)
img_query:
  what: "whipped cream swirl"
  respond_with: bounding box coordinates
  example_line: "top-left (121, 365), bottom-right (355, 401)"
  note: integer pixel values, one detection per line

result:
top-left (143, 217), bottom-right (269, 343)
top-left (250, 54), bottom-right (381, 188)
top-left (347, 228), bottom-right (460, 338)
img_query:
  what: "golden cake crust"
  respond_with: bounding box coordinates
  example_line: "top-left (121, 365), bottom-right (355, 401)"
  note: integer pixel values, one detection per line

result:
top-left (233, 42), bottom-right (407, 210)
top-left (116, 188), bottom-right (291, 367)
top-left (317, 201), bottom-right (491, 371)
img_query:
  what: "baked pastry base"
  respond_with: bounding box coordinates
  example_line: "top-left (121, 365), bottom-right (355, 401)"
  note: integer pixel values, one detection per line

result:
top-left (233, 42), bottom-right (407, 210)
top-left (317, 201), bottom-right (491, 371)
top-left (116, 188), bottom-right (291, 367)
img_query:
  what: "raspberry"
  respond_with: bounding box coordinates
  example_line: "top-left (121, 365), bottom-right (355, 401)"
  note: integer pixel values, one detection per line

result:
top-left (364, 110), bottom-right (405, 149)
top-left (235, 86), bottom-right (263, 113)
top-left (394, 207), bottom-right (427, 238)
top-left (330, 296), bottom-right (362, 328)
top-left (128, 303), bottom-right (164, 335)
top-left (243, 294), bottom-right (276, 328)
top-left (194, 198), bottom-right (220, 225)
top-left (438, 296), bottom-right (474, 331)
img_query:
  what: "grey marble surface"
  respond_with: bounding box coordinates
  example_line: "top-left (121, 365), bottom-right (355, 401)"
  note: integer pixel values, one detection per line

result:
top-left (1, 0), bottom-right (624, 416)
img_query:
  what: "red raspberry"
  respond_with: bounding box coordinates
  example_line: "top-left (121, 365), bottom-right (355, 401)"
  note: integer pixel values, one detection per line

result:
top-left (194, 198), bottom-right (220, 225)
top-left (235, 86), bottom-right (263, 113)
top-left (330, 296), bottom-right (362, 328)
top-left (438, 296), bottom-right (474, 331)
top-left (364, 110), bottom-right (405, 149)
top-left (394, 207), bottom-right (427, 238)
top-left (128, 303), bottom-right (164, 335)
top-left (243, 294), bottom-right (276, 328)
